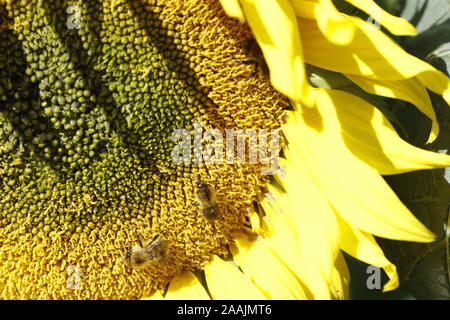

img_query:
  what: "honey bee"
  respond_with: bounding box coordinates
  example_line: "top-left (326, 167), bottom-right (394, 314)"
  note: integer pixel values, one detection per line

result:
top-left (195, 180), bottom-right (221, 221)
top-left (123, 230), bottom-right (169, 268)
top-left (234, 38), bottom-right (269, 81)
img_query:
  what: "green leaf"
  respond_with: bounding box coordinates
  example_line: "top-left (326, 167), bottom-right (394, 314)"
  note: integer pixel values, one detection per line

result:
top-left (329, 0), bottom-right (450, 300)
top-left (306, 64), bottom-right (353, 89)
top-left (381, 94), bottom-right (450, 299)
top-left (332, 0), bottom-right (450, 300)
top-left (333, 0), bottom-right (401, 18)
top-left (407, 242), bottom-right (450, 299)
top-left (400, 0), bottom-right (450, 35)
top-left (400, 0), bottom-right (450, 73)
top-left (374, 0), bottom-right (450, 300)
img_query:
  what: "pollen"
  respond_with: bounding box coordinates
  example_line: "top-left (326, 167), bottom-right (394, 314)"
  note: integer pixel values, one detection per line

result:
top-left (0, 0), bottom-right (286, 299)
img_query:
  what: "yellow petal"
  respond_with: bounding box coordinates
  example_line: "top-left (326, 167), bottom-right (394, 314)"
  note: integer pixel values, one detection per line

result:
top-left (330, 251), bottom-right (350, 300)
top-left (240, 0), bottom-right (313, 105)
top-left (346, 74), bottom-right (439, 143)
top-left (344, 0), bottom-right (416, 35)
top-left (165, 270), bottom-right (211, 300)
top-left (230, 235), bottom-right (310, 299)
top-left (291, 0), bottom-right (316, 20)
top-left (262, 159), bottom-right (340, 299)
top-left (417, 70), bottom-right (450, 106)
top-left (298, 13), bottom-right (450, 105)
top-left (204, 255), bottom-right (266, 300)
top-left (218, 0), bottom-right (246, 23)
top-left (248, 206), bottom-right (262, 234)
top-left (337, 215), bottom-right (399, 292)
top-left (283, 100), bottom-right (436, 242)
top-left (312, 88), bottom-right (450, 174)
top-left (314, 0), bottom-right (356, 45)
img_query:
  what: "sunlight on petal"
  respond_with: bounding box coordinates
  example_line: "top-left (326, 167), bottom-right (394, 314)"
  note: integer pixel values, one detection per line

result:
top-left (262, 159), bottom-right (340, 299)
top-left (291, 0), bottom-right (316, 20)
top-left (230, 235), bottom-right (310, 299)
top-left (314, 0), bottom-right (356, 45)
top-left (283, 104), bottom-right (436, 242)
top-left (239, 0), bottom-right (313, 105)
top-left (314, 89), bottom-right (450, 173)
top-left (330, 251), bottom-right (350, 300)
top-left (344, 0), bottom-right (416, 35)
top-left (346, 74), bottom-right (439, 143)
top-left (204, 255), bottom-right (266, 300)
top-left (219, 0), bottom-right (246, 23)
top-left (337, 215), bottom-right (399, 292)
top-left (298, 13), bottom-right (450, 104)
top-left (165, 270), bottom-right (211, 300)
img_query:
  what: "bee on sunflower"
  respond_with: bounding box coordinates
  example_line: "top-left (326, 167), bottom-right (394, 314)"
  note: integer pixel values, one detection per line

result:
top-left (0, 0), bottom-right (449, 300)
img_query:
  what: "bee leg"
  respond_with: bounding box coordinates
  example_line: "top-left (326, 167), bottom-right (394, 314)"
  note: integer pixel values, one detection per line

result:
top-left (261, 62), bottom-right (270, 77)
top-left (122, 246), bottom-right (132, 264)
top-left (192, 202), bottom-right (200, 207)
top-left (134, 230), bottom-right (143, 248)
top-left (232, 59), bottom-right (256, 65)
top-left (158, 226), bottom-right (167, 238)
top-left (242, 38), bottom-right (254, 51)
top-left (150, 233), bottom-right (160, 243)
top-left (245, 66), bottom-right (258, 81)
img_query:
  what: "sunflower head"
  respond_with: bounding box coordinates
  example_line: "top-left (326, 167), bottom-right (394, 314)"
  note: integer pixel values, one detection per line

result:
top-left (2, 0), bottom-right (450, 300)
top-left (0, 0), bottom-right (287, 299)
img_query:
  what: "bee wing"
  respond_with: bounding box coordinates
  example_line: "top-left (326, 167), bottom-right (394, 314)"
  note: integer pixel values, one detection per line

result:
top-left (207, 184), bottom-right (218, 202)
top-left (145, 238), bottom-right (169, 261)
top-left (121, 246), bottom-right (132, 263)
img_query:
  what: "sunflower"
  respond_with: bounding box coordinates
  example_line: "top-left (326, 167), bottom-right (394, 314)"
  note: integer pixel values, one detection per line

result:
top-left (0, 0), bottom-right (449, 300)
top-left (146, 0), bottom-right (450, 299)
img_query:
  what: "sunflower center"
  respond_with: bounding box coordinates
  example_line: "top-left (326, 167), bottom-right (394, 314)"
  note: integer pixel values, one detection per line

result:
top-left (0, 0), bottom-right (286, 299)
